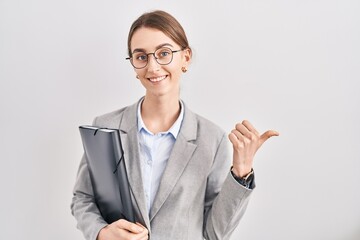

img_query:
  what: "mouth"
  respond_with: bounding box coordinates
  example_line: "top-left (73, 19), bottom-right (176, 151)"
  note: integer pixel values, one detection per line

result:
top-left (147, 75), bottom-right (167, 83)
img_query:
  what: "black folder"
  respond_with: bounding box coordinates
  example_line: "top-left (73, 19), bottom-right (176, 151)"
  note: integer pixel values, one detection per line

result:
top-left (79, 125), bottom-right (135, 223)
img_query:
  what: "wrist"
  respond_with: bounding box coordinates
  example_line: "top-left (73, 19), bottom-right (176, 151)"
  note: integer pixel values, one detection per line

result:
top-left (231, 166), bottom-right (252, 178)
top-left (231, 167), bottom-right (255, 189)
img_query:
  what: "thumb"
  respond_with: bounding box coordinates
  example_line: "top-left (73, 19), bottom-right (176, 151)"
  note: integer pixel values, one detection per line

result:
top-left (259, 130), bottom-right (279, 146)
top-left (136, 222), bottom-right (146, 228)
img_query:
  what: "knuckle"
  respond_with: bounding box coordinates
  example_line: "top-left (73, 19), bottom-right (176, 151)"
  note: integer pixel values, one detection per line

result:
top-left (117, 219), bottom-right (131, 230)
top-left (235, 123), bottom-right (242, 130)
top-left (130, 225), bottom-right (138, 232)
top-left (249, 133), bottom-right (256, 141)
top-left (118, 219), bottom-right (126, 225)
top-left (233, 140), bottom-right (244, 149)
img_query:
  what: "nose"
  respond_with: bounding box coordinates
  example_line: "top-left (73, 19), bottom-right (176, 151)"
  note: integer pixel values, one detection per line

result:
top-left (146, 53), bottom-right (160, 72)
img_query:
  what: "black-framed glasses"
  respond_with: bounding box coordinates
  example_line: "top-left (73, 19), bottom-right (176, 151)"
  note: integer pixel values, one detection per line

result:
top-left (126, 47), bottom-right (183, 69)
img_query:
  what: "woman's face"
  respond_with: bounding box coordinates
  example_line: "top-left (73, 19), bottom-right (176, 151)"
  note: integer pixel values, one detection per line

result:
top-left (130, 27), bottom-right (191, 98)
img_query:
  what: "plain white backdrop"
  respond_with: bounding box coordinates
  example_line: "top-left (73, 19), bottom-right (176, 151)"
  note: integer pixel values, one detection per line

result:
top-left (1, 0), bottom-right (359, 239)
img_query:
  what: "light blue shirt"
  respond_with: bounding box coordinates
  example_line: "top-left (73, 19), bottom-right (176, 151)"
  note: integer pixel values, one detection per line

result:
top-left (137, 100), bottom-right (184, 215)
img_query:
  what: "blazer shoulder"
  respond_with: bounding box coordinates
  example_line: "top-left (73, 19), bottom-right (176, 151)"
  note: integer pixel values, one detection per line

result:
top-left (92, 101), bottom-right (137, 129)
top-left (181, 106), bottom-right (227, 152)
top-left (193, 112), bottom-right (226, 138)
top-left (93, 107), bottom-right (124, 123)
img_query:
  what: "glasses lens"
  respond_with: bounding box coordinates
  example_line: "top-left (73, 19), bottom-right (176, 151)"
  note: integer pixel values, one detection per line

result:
top-left (131, 52), bottom-right (148, 68)
top-left (155, 48), bottom-right (173, 65)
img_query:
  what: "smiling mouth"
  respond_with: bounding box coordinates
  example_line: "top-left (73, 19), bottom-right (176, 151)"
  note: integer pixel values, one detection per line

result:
top-left (148, 75), bottom-right (167, 82)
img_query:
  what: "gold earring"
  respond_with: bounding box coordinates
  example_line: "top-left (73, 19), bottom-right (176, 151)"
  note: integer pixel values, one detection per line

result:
top-left (181, 67), bottom-right (187, 73)
top-left (136, 75), bottom-right (139, 79)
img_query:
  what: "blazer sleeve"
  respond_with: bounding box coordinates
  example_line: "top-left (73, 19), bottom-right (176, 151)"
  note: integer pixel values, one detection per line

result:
top-left (203, 133), bottom-right (254, 240)
top-left (71, 153), bottom-right (108, 240)
top-left (70, 118), bottom-right (108, 240)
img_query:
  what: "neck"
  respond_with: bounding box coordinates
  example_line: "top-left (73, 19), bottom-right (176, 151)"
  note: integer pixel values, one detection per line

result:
top-left (140, 94), bottom-right (181, 134)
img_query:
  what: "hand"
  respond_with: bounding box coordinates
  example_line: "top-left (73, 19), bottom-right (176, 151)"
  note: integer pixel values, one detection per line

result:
top-left (97, 219), bottom-right (149, 240)
top-left (228, 120), bottom-right (279, 178)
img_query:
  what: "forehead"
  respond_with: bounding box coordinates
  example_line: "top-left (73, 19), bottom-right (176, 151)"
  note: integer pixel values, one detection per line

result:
top-left (130, 27), bottom-right (179, 52)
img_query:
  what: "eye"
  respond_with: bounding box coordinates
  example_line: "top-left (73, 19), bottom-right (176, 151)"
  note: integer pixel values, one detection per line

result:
top-left (134, 53), bottom-right (147, 61)
top-left (138, 55), bottom-right (147, 61)
top-left (157, 49), bottom-right (172, 58)
top-left (160, 51), bottom-right (170, 57)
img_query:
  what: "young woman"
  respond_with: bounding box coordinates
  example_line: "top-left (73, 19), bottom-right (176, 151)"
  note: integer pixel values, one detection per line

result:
top-left (71, 10), bottom-right (278, 240)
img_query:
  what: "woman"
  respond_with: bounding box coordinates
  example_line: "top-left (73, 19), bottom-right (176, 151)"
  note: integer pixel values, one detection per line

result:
top-left (71, 10), bottom-right (278, 240)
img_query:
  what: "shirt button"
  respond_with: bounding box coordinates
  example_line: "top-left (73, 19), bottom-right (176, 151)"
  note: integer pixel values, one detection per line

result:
top-left (147, 160), bottom-right (152, 165)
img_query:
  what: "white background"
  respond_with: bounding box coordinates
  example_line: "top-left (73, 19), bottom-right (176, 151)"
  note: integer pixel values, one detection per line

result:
top-left (1, 0), bottom-right (359, 239)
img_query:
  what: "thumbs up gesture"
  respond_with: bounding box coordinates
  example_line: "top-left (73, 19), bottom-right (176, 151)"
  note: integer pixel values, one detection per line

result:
top-left (228, 120), bottom-right (279, 178)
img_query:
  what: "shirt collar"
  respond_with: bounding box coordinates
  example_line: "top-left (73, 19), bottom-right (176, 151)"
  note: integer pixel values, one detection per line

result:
top-left (137, 99), bottom-right (184, 139)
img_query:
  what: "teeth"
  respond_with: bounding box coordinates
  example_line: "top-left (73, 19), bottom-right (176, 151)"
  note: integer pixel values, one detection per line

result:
top-left (149, 75), bottom-right (166, 82)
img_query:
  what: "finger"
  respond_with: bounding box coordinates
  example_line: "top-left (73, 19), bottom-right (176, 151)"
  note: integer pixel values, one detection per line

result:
top-left (136, 222), bottom-right (145, 228)
top-left (134, 231), bottom-right (149, 240)
top-left (139, 235), bottom-right (149, 240)
top-left (242, 120), bottom-right (259, 135)
top-left (116, 219), bottom-right (144, 233)
top-left (235, 123), bottom-right (252, 139)
top-left (136, 228), bottom-right (149, 240)
top-left (228, 132), bottom-right (237, 144)
top-left (228, 133), bottom-right (245, 149)
top-left (259, 130), bottom-right (279, 145)
top-left (231, 129), bottom-right (245, 141)
top-left (135, 222), bottom-right (149, 238)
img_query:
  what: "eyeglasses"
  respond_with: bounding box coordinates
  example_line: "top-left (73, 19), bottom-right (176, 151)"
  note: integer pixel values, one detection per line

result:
top-left (126, 47), bottom-right (183, 69)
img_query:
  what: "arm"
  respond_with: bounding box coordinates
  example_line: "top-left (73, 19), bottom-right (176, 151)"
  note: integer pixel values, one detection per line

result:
top-left (71, 117), bottom-right (149, 240)
top-left (203, 120), bottom-right (278, 240)
top-left (71, 154), bottom-right (108, 240)
top-left (71, 155), bottom-right (149, 240)
top-left (203, 134), bottom-right (253, 240)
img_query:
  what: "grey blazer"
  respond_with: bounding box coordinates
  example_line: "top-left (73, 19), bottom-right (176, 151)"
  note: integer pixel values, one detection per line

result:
top-left (71, 99), bottom-right (253, 240)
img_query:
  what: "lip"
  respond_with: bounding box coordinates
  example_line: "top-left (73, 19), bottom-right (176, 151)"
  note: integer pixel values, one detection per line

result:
top-left (147, 75), bottom-right (167, 83)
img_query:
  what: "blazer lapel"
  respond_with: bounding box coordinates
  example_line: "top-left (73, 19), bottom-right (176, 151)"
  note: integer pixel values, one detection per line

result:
top-left (150, 105), bottom-right (198, 221)
top-left (118, 101), bottom-right (150, 227)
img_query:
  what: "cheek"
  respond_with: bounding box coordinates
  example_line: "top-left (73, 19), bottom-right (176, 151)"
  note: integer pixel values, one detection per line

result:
top-left (136, 69), bottom-right (147, 77)
top-left (165, 65), bottom-right (182, 78)
top-left (166, 59), bottom-right (183, 75)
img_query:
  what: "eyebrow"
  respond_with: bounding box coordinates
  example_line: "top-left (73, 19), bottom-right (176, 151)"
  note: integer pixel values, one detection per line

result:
top-left (132, 43), bottom-right (174, 54)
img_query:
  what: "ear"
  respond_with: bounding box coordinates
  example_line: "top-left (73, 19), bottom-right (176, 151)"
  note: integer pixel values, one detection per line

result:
top-left (183, 48), bottom-right (192, 67)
